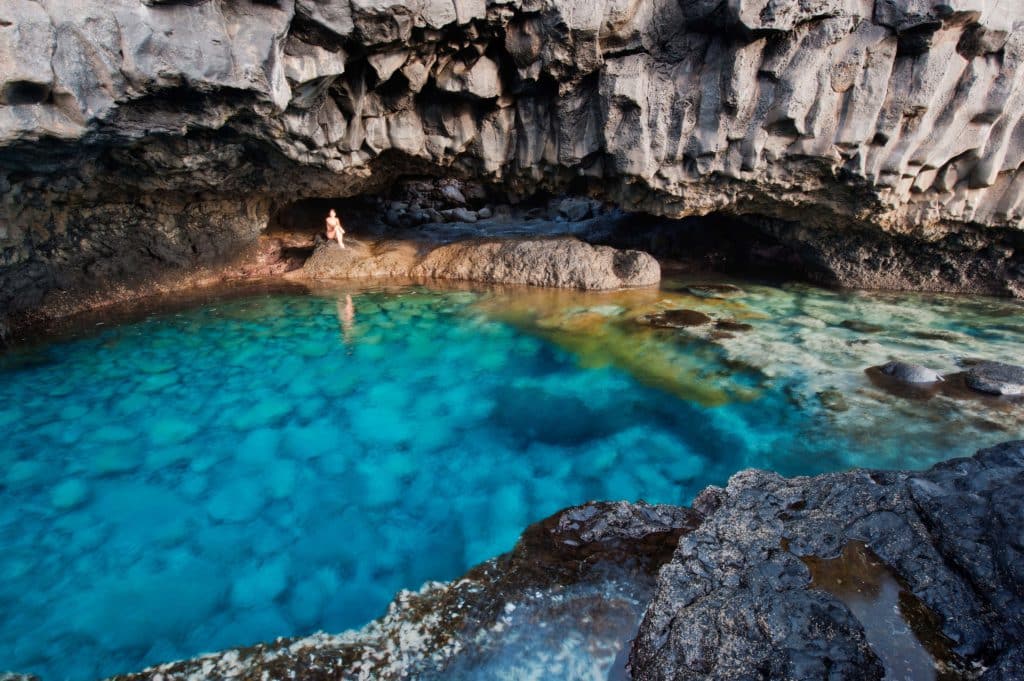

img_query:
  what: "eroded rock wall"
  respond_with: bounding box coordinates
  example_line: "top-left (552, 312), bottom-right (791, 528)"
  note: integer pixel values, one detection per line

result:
top-left (2, 0), bottom-right (1024, 316)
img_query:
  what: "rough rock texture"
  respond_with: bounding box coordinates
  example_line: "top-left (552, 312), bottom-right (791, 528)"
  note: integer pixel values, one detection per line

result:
top-left (92, 442), bottom-right (1024, 681)
top-left (630, 440), bottom-right (1024, 680)
top-left (966, 360), bottom-right (1024, 396)
top-left (3, 0), bottom-right (1024, 322)
top-left (110, 501), bottom-right (700, 681)
top-left (296, 236), bottom-right (661, 289)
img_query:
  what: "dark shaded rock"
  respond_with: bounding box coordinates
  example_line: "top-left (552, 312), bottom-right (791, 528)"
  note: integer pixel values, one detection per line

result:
top-left (965, 361), bottom-right (1024, 396)
top-left (629, 441), bottom-right (1024, 681)
top-left (840, 319), bottom-right (886, 333)
top-left (714, 319), bottom-right (753, 332)
top-left (639, 309), bottom-right (713, 328)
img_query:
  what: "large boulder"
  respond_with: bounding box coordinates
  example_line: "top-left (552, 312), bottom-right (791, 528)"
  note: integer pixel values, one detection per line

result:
top-left (297, 236), bottom-right (661, 290)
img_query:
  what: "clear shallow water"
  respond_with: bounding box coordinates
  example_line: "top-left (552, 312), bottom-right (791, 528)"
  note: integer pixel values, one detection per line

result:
top-left (0, 280), bottom-right (1021, 681)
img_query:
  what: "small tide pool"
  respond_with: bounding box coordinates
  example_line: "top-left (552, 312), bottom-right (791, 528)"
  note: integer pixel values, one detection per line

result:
top-left (1, 279), bottom-right (1021, 681)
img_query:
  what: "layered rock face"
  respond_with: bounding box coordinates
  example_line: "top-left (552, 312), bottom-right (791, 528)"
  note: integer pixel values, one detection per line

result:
top-left (2, 0), bottom-right (1024, 319)
top-left (105, 441), bottom-right (1024, 681)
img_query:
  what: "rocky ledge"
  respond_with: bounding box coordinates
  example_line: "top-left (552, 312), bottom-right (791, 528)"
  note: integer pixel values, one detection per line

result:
top-left (296, 236), bottom-right (661, 290)
top-left (3, 0), bottom-right (1024, 323)
top-left (97, 441), bottom-right (1024, 681)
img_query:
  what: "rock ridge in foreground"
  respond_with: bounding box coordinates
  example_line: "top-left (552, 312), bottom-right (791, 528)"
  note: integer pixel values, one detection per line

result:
top-left (99, 442), bottom-right (1024, 681)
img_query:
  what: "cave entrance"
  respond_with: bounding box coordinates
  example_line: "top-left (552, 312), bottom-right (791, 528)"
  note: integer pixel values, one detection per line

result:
top-left (266, 197), bottom-right (374, 238)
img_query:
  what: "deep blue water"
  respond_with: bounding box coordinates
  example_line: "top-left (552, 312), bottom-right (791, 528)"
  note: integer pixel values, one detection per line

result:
top-left (0, 283), bottom-right (1020, 681)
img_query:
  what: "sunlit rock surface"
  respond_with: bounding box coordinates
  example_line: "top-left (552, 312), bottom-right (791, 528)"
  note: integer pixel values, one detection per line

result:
top-left (297, 236), bottom-right (661, 290)
top-left (2, 0), bottom-right (1024, 317)
top-left (105, 442), bottom-right (1024, 681)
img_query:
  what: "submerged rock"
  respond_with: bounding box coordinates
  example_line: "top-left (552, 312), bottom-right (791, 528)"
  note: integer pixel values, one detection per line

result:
top-left (638, 309), bottom-right (713, 328)
top-left (105, 443), bottom-right (1024, 681)
top-left (965, 361), bottom-right (1024, 396)
top-left (112, 501), bottom-right (699, 681)
top-left (840, 320), bottom-right (886, 334)
top-left (684, 284), bottom-right (744, 299)
top-left (879, 361), bottom-right (945, 384)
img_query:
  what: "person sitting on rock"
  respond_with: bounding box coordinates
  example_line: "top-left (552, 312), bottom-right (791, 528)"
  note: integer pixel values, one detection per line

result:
top-left (325, 209), bottom-right (345, 249)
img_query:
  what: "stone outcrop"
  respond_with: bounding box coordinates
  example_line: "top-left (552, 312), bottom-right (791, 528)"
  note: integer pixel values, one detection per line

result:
top-left (296, 235), bottom-right (661, 289)
top-left (96, 441), bottom-right (1024, 681)
top-left (630, 440), bottom-right (1024, 680)
top-left (3, 0), bottom-right (1024, 322)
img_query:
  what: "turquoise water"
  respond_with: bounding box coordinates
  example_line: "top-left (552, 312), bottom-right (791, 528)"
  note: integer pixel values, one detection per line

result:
top-left (1, 282), bottom-right (1021, 681)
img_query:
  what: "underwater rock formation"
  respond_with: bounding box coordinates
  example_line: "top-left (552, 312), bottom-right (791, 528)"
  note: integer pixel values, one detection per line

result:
top-left (102, 441), bottom-right (1024, 681)
top-left (2, 0), bottom-right (1024, 320)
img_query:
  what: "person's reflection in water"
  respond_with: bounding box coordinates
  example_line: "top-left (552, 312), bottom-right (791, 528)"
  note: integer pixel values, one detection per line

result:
top-left (337, 294), bottom-right (356, 350)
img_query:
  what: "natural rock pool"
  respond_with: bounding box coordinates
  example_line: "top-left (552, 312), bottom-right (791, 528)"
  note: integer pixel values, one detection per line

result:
top-left (1, 279), bottom-right (1021, 681)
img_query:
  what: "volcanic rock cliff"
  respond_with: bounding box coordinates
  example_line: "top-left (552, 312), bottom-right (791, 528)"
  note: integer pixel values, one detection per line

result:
top-left (2, 0), bottom-right (1024, 321)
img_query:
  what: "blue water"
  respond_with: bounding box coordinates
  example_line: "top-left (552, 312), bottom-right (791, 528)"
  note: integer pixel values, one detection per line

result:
top-left (0, 283), bottom-right (1021, 680)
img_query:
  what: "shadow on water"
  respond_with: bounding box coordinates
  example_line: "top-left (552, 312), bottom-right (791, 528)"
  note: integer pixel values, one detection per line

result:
top-left (802, 542), bottom-right (973, 680)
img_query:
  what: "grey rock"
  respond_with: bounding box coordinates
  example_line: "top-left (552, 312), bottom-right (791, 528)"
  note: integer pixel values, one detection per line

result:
top-left (440, 207), bottom-right (477, 223)
top-left (630, 441), bottom-right (1024, 680)
top-left (966, 361), bottom-right (1024, 396)
top-left (880, 361), bottom-right (945, 384)
top-left (2, 0), bottom-right (1024, 320)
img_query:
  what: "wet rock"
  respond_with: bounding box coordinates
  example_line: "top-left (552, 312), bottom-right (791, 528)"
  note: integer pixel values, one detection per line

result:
top-left (630, 441), bottom-right (1024, 680)
top-left (840, 319), bottom-right (886, 334)
top-left (112, 444), bottom-right (1024, 681)
top-left (965, 361), bottom-right (1024, 396)
top-left (816, 388), bottom-right (849, 412)
top-left (638, 309), bottom-right (713, 328)
top-left (715, 319), bottom-right (753, 332)
top-left (116, 501), bottom-right (700, 681)
top-left (684, 284), bottom-right (744, 299)
top-left (879, 361), bottom-right (945, 384)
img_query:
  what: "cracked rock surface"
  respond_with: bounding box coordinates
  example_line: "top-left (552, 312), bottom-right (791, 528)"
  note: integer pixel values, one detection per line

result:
top-left (2, 0), bottom-right (1024, 319)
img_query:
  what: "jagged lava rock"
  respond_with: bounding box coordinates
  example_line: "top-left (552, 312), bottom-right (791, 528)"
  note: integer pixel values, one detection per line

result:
top-left (2, 0), bottom-right (1024, 319)
top-left (629, 441), bottom-right (1024, 680)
